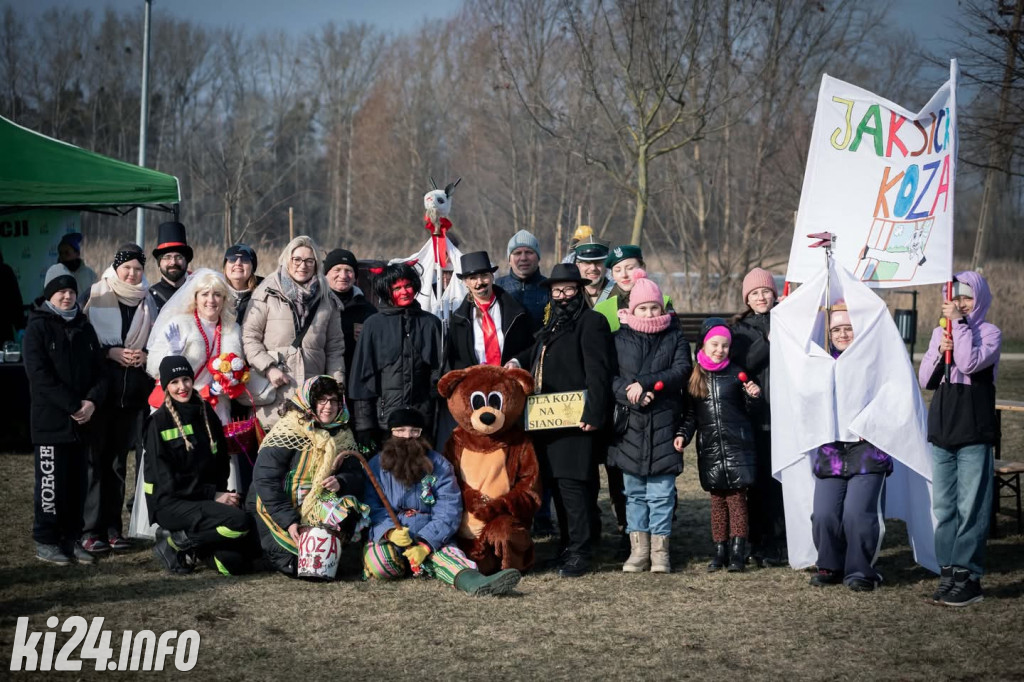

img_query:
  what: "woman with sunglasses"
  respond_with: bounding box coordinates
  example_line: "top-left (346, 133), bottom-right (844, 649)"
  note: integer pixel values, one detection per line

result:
top-left (222, 244), bottom-right (263, 324)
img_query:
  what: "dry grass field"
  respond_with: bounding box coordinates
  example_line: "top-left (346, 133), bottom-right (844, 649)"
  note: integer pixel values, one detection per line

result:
top-left (1, 362), bottom-right (1023, 680)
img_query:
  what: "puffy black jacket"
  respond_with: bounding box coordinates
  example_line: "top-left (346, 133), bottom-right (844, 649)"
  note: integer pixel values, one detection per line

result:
top-left (143, 395), bottom-right (229, 521)
top-left (22, 302), bottom-right (108, 444)
top-left (677, 364), bottom-right (758, 491)
top-left (730, 311), bottom-right (771, 427)
top-left (348, 302), bottom-right (442, 433)
top-left (608, 325), bottom-right (691, 477)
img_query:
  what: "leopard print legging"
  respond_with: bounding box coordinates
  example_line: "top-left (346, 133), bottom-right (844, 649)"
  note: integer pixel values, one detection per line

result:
top-left (710, 489), bottom-right (748, 542)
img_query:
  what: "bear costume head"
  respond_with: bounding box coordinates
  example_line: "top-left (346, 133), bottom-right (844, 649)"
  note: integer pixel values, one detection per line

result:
top-left (438, 365), bottom-right (534, 440)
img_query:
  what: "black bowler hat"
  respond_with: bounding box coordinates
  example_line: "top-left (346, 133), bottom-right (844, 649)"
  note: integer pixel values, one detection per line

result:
top-left (542, 263), bottom-right (590, 287)
top-left (457, 251), bottom-right (498, 278)
top-left (153, 221), bottom-right (193, 262)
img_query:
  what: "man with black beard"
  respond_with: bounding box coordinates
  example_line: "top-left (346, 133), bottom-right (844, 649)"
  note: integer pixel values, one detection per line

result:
top-left (529, 263), bottom-right (615, 578)
top-left (362, 408), bottom-right (522, 595)
top-left (149, 222), bottom-right (193, 312)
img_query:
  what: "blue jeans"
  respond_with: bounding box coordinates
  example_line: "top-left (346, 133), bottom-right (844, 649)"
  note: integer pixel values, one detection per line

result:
top-left (623, 474), bottom-right (676, 536)
top-left (932, 444), bottom-right (993, 579)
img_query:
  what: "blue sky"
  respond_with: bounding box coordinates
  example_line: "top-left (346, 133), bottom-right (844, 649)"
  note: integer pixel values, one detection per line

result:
top-left (10, 0), bottom-right (962, 43)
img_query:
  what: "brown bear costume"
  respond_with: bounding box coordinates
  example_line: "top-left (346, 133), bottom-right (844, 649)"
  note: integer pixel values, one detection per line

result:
top-left (438, 365), bottom-right (541, 575)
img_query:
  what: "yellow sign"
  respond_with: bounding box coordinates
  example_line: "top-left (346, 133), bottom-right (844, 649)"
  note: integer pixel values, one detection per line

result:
top-left (525, 391), bottom-right (587, 431)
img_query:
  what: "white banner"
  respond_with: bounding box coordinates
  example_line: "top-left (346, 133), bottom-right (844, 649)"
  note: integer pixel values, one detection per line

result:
top-left (786, 61), bottom-right (957, 287)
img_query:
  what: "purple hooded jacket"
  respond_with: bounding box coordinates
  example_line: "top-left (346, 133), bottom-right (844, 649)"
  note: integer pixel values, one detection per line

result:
top-left (918, 270), bottom-right (1001, 449)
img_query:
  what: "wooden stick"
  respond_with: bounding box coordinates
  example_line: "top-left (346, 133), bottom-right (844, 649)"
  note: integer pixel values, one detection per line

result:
top-left (944, 280), bottom-right (954, 381)
top-left (288, 206), bottom-right (294, 241)
top-left (338, 449), bottom-right (403, 529)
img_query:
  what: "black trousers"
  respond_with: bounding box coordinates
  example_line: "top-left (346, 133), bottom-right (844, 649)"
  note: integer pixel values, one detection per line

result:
top-left (154, 498), bottom-right (254, 575)
top-left (33, 443), bottom-right (88, 546)
top-left (84, 404), bottom-right (144, 537)
top-left (748, 429), bottom-right (786, 552)
top-left (550, 477), bottom-right (593, 556)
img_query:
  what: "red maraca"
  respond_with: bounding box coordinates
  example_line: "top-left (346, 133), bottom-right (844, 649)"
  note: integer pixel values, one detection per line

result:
top-left (654, 381), bottom-right (664, 392)
top-left (737, 372), bottom-right (748, 383)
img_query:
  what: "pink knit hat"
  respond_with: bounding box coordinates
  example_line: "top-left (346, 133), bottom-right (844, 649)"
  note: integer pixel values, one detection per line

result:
top-left (627, 269), bottom-right (663, 313)
top-left (742, 267), bottom-right (777, 304)
top-left (829, 301), bottom-right (851, 328)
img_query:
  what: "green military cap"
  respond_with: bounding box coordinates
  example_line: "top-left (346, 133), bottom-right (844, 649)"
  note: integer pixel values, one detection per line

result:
top-left (605, 244), bottom-right (643, 268)
top-left (573, 236), bottom-right (610, 262)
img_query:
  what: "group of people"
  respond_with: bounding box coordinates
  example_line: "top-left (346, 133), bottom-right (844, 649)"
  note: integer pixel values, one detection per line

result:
top-left (22, 220), bottom-right (1002, 606)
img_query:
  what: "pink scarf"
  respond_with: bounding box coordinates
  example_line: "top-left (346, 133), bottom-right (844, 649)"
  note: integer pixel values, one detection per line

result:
top-left (697, 349), bottom-right (730, 372)
top-left (617, 309), bottom-right (672, 334)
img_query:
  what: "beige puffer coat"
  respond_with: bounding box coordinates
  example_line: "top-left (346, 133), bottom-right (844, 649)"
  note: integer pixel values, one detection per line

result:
top-left (243, 263), bottom-right (345, 429)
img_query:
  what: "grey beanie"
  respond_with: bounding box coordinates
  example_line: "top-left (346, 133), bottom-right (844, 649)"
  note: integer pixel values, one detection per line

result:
top-left (506, 229), bottom-right (541, 259)
top-left (43, 263), bottom-right (78, 300)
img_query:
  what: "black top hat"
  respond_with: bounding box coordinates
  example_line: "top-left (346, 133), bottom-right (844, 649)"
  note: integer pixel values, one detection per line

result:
top-left (153, 221), bottom-right (193, 262)
top-left (542, 263), bottom-right (590, 287)
top-left (457, 251), bottom-right (498, 278)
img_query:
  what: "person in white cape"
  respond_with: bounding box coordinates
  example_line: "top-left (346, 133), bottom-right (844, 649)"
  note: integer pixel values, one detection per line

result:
top-left (770, 261), bottom-right (937, 588)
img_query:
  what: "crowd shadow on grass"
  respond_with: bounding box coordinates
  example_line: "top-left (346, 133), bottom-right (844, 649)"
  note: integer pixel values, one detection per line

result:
top-left (983, 540), bottom-right (1024, 576)
top-left (0, 572), bottom-right (223, 622)
top-left (986, 580), bottom-right (1024, 600)
top-left (875, 548), bottom-right (937, 588)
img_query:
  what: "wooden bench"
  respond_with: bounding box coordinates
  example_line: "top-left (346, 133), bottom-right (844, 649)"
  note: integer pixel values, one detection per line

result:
top-left (994, 460), bottom-right (1024, 535)
top-left (993, 400), bottom-right (1024, 536)
top-left (674, 312), bottom-right (735, 343)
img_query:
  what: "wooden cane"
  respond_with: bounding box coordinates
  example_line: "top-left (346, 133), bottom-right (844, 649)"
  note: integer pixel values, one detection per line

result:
top-left (338, 449), bottom-right (404, 529)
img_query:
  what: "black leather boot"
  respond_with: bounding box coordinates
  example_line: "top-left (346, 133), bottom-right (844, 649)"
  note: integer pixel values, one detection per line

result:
top-left (727, 537), bottom-right (747, 573)
top-left (707, 542), bottom-right (728, 572)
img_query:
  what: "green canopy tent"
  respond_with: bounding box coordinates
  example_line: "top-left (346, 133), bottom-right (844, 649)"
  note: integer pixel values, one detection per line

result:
top-left (0, 114), bottom-right (180, 215)
top-left (0, 116), bottom-right (180, 452)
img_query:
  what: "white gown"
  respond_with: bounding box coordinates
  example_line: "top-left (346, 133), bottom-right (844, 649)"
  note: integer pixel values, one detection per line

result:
top-left (770, 261), bottom-right (938, 574)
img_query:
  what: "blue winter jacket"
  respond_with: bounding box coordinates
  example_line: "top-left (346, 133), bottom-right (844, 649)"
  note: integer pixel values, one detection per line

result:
top-left (364, 448), bottom-right (463, 550)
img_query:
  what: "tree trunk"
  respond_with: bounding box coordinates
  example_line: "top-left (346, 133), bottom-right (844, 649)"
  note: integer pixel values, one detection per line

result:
top-left (629, 146), bottom-right (649, 245)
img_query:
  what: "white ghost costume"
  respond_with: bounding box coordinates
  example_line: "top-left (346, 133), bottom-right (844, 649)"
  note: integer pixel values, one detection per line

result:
top-left (391, 237), bottom-right (467, 320)
top-left (770, 261), bottom-right (938, 574)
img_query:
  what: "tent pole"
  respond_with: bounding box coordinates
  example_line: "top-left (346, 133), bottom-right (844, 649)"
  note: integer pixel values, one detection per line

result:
top-left (135, 0), bottom-right (153, 248)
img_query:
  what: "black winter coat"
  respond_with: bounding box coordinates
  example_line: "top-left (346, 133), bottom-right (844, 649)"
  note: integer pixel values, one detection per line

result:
top-left (331, 287), bottom-right (378, 382)
top-left (233, 275), bottom-right (264, 327)
top-left (608, 325), bottom-right (691, 477)
top-left (348, 302), bottom-right (442, 433)
top-left (23, 302), bottom-right (108, 444)
top-left (678, 365), bottom-right (758, 491)
top-left (444, 285), bottom-right (537, 372)
top-left (730, 311), bottom-right (771, 427)
top-left (530, 305), bottom-right (615, 480)
top-left (143, 395), bottom-right (229, 521)
top-left (99, 302), bottom-right (155, 409)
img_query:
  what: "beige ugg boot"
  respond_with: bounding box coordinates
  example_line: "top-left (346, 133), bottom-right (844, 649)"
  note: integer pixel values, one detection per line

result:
top-left (650, 535), bottom-right (671, 573)
top-left (622, 532), bottom-right (651, 572)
